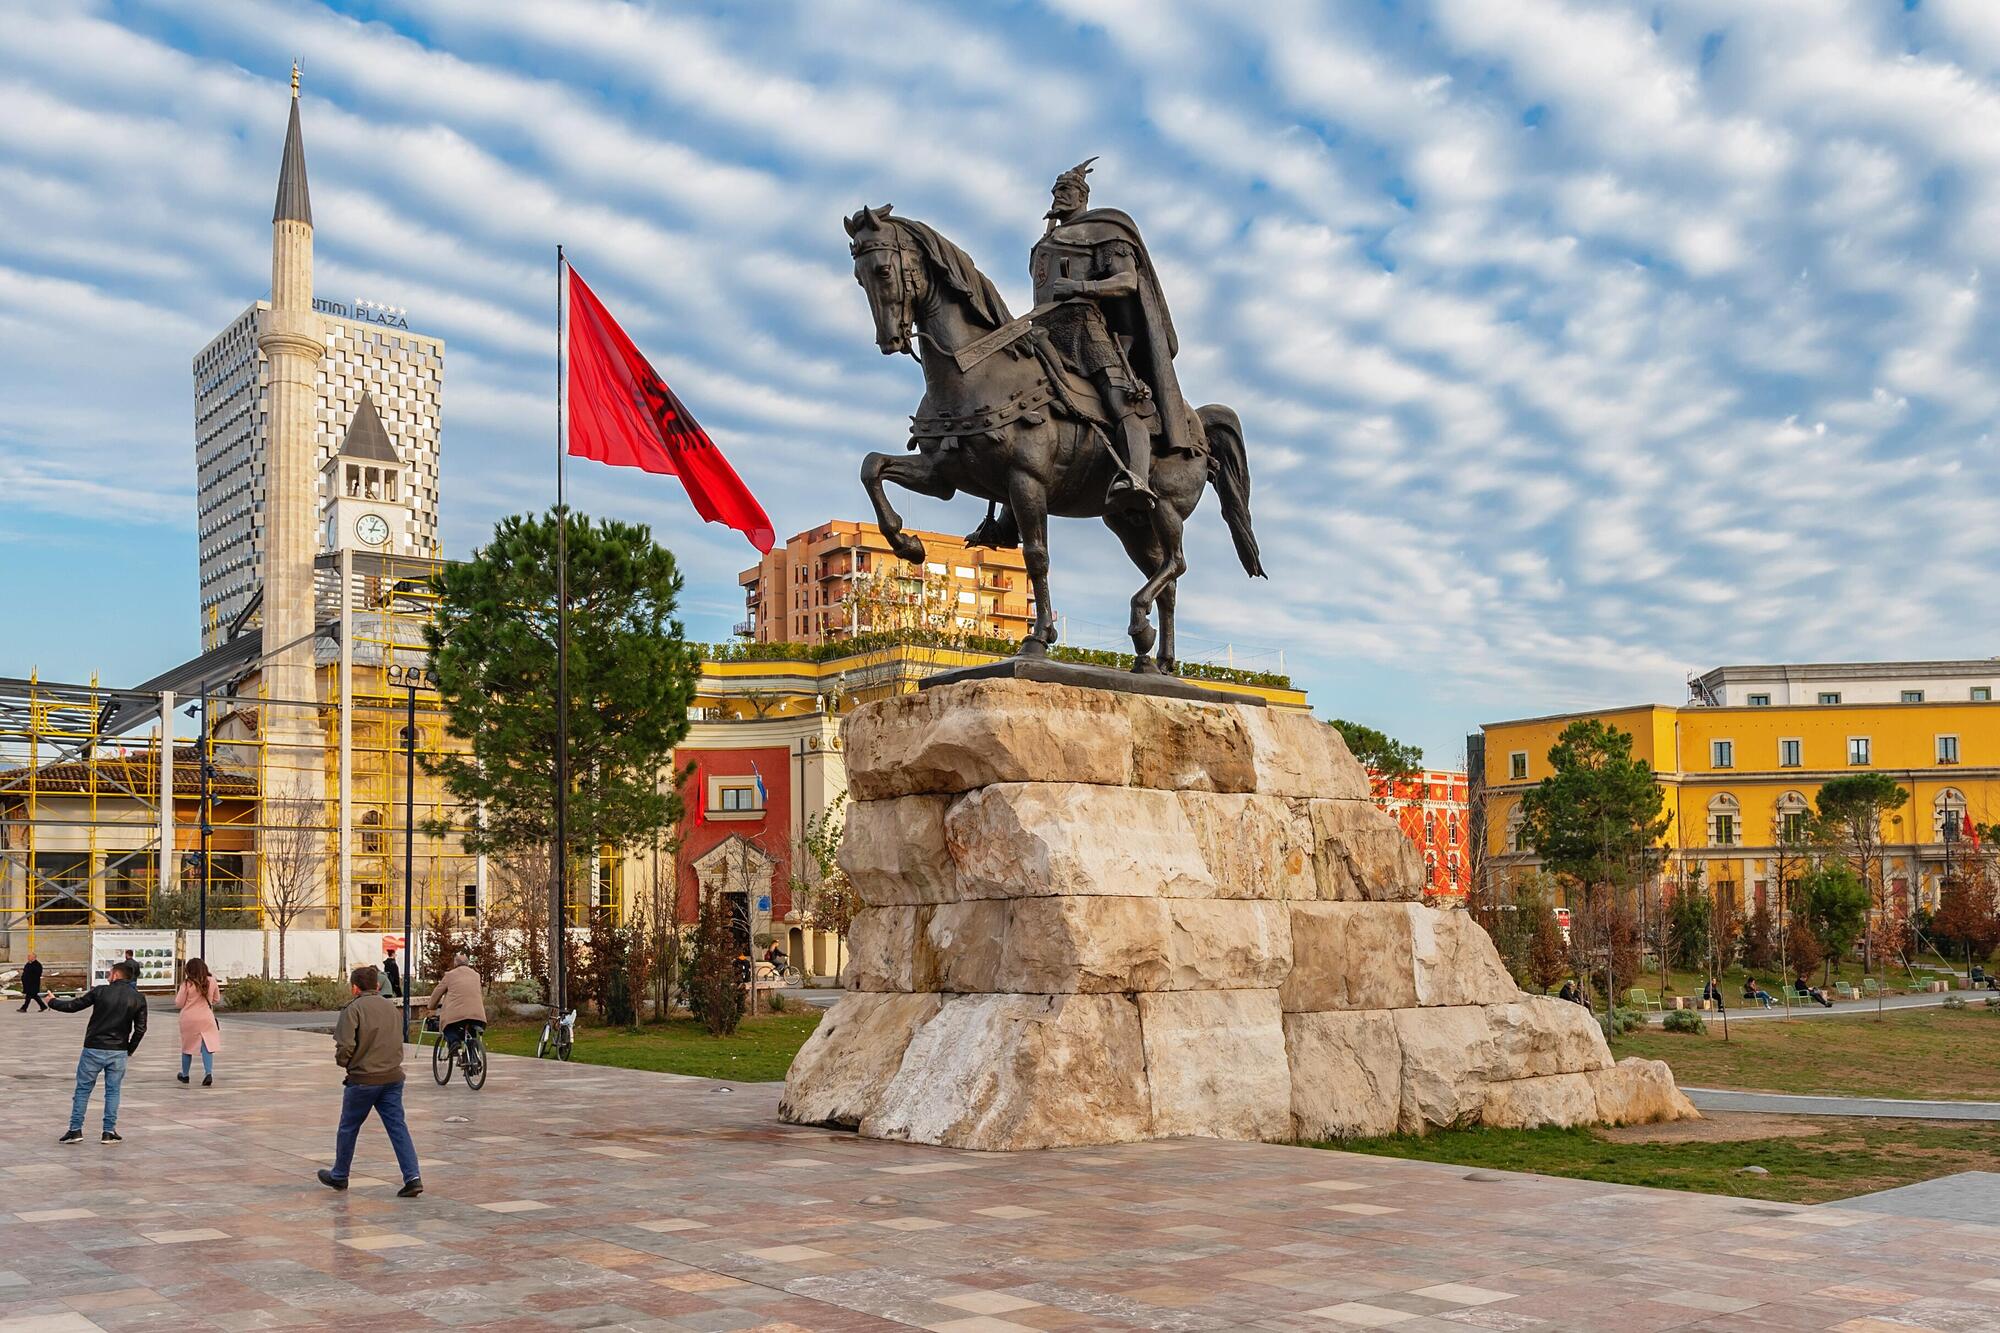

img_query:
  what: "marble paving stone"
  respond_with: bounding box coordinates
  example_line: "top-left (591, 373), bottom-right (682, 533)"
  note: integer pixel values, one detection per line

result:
top-left (337, 1233), bottom-right (426, 1251)
top-left (475, 1199), bottom-right (550, 1213)
top-left (935, 1292), bottom-right (1043, 1314)
top-left (143, 1228), bottom-right (230, 1243)
top-left (1305, 1302), bottom-right (1415, 1326)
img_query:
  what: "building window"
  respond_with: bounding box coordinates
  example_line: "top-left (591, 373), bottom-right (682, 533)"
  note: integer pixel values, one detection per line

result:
top-left (1708, 794), bottom-right (1741, 847)
top-left (1819, 692), bottom-right (1842, 705)
top-left (1779, 738), bottom-right (1802, 768)
top-left (1747, 693), bottom-right (1771, 707)
top-left (1939, 735), bottom-right (1961, 765)
top-left (1509, 751), bottom-right (1528, 781)
top-left (462, 884), bottom-right (478, 919)
top-left (718, 785), bottom-right (760, 812)
top-left (1711, 740), bottom-right (1734, 769)
top-left (1848, 737), bottom-right (1871, 765)
top-left (1902, 690), bottom-right (1925, 704)
top-left (1975, 687), bottom-right (1992, 702)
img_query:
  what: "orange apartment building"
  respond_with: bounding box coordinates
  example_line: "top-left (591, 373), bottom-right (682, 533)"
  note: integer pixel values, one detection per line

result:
top-left (738, 520), bottom-right (1034, 644)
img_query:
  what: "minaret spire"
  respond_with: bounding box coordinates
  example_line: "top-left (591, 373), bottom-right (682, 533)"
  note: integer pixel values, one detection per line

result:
top-left (274, 64), bottom-right (312, 226)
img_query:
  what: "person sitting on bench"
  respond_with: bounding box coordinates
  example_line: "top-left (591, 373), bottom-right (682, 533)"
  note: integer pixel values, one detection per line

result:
top-left (1741, 976), bottom-right (1775, 1008)
top-left (1795, 973), bottom-right (1835, 1008)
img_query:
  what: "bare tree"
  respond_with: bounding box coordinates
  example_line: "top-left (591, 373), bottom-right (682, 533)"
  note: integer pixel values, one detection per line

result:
top-left (791, 799), bottom-right (859, 981)
top-left (260, 783), bottom-right (329, 980)
top-left (490, 846), bottom-right (552, 1002)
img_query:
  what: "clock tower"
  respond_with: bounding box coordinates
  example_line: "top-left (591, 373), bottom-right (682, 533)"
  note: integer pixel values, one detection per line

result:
top-left (323, 391), bottom-right (418, 555)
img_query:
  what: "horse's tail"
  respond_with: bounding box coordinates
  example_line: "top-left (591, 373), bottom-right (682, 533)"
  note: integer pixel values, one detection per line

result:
top-left (1200, 404), bottom-right (1265, 578)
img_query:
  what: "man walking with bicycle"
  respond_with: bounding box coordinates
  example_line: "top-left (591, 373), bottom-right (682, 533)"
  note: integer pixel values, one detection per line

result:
top-left (318, 965), bottom-right (422, 1198)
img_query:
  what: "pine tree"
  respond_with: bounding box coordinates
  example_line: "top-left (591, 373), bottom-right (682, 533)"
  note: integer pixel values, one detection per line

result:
top-left (424, 509), bottom-right (699, 860)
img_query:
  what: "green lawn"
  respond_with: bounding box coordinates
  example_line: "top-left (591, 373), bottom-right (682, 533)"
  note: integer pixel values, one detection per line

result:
top-left (1616, 1006), bottom-right (2000, 1101)
top-left (1539, 961), bottom-right (1940, 1006)
top-left (1318, 1117), bottom-right (2000, 1205)
top-left (483, 1011), bottom-right (822, 1081)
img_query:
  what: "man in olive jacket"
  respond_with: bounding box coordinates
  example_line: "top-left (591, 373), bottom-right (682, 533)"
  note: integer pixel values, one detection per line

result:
top-left (49, 959), bottom-right (146, 1144)
top-left (317, 965), bottom-right (422, 1197)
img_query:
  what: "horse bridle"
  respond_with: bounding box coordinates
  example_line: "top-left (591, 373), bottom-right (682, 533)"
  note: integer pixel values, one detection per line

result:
top-left (851, 228), bottom-right (923, 358)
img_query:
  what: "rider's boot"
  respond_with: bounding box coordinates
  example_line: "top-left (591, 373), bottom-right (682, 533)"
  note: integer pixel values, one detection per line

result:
top-left (1105, 414), bottom-right (1156, 511)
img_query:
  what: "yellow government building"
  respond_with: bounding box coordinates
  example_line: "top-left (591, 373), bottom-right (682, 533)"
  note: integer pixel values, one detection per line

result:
top-left (1477, 660), bottom-right (2000, 915)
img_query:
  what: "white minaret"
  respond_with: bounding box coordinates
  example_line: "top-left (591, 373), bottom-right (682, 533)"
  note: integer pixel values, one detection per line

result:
top-left (256, 67), bottom-right (323, 762)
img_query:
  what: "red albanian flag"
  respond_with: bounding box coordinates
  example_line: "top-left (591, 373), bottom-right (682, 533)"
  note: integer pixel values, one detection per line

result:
top-left (566, 266), bottom-right (775, 553)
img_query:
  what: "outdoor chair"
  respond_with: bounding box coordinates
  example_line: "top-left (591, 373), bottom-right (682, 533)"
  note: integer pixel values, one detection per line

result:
top-left (1862, 978), bottom-right (1884, 997)
top-left (1623, 988), bottom-right (1663, 1013)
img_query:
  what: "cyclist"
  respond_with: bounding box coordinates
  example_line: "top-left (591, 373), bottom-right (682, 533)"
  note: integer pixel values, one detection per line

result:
top-left (426, 952), bottom-right (488, 1059)
top-left (763, 941), bottom-right (789, 976)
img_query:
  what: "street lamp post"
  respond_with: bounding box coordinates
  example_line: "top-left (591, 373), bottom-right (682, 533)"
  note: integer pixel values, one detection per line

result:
top-left (401, 683), bottom-right (416, 1039)
top-left (1942, 808), bottom-right (1962, 984)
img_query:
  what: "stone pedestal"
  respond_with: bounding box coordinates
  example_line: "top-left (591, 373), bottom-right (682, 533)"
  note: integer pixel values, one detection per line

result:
top-left (780, 679), bottom-right (1695, 1150)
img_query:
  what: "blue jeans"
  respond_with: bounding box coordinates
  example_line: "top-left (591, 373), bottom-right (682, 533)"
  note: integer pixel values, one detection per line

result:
top-left (330, 1081), bottom-right (419, 1184)
top-left (180, 1044), bottom-right (214, 1078)
top-left (70, 1049), bottom-right (127, 1134)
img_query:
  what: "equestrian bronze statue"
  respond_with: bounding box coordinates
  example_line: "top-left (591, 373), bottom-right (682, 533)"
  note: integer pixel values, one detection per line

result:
top-left (845, 161), bottom-right (1264, 675)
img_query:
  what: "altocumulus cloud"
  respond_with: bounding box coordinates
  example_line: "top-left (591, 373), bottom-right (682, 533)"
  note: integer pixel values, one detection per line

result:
top-left (3, 0), bottom-right (1999, 758)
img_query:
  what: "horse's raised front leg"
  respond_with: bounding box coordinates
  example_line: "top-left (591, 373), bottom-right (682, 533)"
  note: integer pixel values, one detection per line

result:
top-left (861, 450), bottom-right (954, 565)
top-left (1008, 474), bottom-right (1056, 656)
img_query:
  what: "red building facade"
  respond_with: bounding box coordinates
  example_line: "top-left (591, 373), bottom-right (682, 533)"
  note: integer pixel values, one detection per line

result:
top-left (672, 742), bottom-right (795, 943)
top-left (1369, 768), bottom-right (1470, 900)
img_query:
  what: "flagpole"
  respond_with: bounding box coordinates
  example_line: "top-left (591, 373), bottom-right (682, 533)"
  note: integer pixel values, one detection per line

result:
top-left (553, 243), bottom-right (570, 1018)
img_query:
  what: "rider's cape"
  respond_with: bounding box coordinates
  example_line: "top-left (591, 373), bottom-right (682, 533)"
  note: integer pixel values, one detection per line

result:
top-left (1040, 208), bottom-right (1198, 459)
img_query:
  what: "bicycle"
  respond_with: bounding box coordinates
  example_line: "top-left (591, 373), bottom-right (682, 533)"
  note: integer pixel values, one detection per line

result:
top-left (755, 960), bottom-right (805, 988)
top-left (535, 1008), bottom-right (576, 1061)
top-left (430, 1019), bottom-right (488, 1090)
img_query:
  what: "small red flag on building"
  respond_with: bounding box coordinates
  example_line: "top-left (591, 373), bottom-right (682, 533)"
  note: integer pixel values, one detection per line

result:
top-left (565, 264), bottom-right (775, 553)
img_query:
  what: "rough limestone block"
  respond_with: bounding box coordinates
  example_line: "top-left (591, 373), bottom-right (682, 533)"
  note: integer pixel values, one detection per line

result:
top-left (1484, 997), bottom-right (1615, 1078)
top-left (1301, 799), bottom-right (1425, 902)
top-left (1282, 904), bottom-right (1519, 1013)
top-left (779, 992), bottom-right (943, 1129)
top-left (946, 783), bottom-right (1214, 899)
top-left (843, 906), bottom-right (923, 992)
top-left (1181, 792), bottom-right (1315, 899)
top-left (1479, 1072), bottom-right (1601, 1129)
top-left (1128, 697), bottom-right (1258, 792)
top-left (1164, 901), bottom-right (1294, 991)
top-left (861, 993), bottom-right (1153, 1150)
top-left (1138, 989), bottom-right (1291, 1140)
top-left (923, 897), bottom-right (1290, 994)
top-left (1590, 1057), bottom-right (1700, 1126)
top-left (844, 680), bottom-right (1133, 799)
top-left (1283, 1010), bottom-right (1403, 1140)
top-left (923, 900), bottom-right (1010, 992)
top-left (1392, 1005), bottom-right (1501, 1132)
top-left (1238, 707), bottom-right (1368, 800)
top-left (840, 796), bottom-right (955, 906)
top-left (1412, 908), bottom-right (1520, 1007)
top-left (1283, 904), bottom-right (1408, 1011)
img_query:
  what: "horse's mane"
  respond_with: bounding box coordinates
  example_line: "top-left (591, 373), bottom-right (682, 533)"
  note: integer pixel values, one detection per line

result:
top-left (893, 217), bottom-right (1012, 330)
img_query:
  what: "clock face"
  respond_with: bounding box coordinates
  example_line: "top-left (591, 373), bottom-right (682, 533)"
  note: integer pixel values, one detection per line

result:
top-left (355, 514), bottom-right (391, 546)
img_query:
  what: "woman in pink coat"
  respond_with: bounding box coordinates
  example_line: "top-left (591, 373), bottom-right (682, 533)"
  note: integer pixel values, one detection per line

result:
top-left (176, 958), bottom-right (222, 1086)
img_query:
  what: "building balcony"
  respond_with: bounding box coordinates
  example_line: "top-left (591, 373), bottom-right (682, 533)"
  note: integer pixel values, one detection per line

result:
top-left (732, 619), bottom-right (755, 637)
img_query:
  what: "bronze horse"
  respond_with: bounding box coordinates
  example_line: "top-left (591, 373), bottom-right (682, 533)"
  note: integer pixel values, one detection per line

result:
top-left (845, 205), bottom-right (1263, 673)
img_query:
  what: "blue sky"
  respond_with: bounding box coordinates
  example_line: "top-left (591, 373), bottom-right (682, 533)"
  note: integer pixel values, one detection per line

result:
top-left (6, 0), bottom-right (2000, 762)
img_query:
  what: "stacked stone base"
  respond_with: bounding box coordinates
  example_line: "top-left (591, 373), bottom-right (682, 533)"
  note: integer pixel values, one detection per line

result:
top-left (781, 679), bottom-right (1695, 1151)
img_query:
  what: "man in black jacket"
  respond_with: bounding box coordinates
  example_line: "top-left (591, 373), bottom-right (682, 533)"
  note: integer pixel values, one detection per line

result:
top-left (17, 952), bottom-right (45, 1011)
top-left (47, 959), bottom-right (147, 1144)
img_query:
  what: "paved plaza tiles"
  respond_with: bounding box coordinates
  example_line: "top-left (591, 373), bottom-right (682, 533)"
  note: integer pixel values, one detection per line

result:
top-left (3, 1016), bottom-right (1998, 1332)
